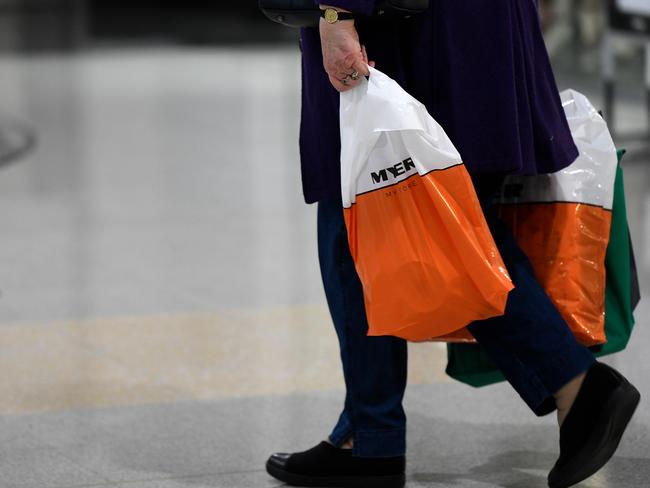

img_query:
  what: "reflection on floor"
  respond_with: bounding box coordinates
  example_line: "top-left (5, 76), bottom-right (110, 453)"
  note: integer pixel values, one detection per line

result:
top-left (0, 47), bottom-right (648, 488)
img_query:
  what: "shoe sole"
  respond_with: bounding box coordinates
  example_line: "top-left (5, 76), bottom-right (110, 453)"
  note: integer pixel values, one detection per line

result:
top-left (266, 459), bottom-right (406, 488)
top-left (547, 378), bottom-right (641, 488)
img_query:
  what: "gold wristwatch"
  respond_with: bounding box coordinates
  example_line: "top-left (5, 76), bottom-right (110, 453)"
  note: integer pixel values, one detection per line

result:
top-left (321, 8), bottom-right (356, 24)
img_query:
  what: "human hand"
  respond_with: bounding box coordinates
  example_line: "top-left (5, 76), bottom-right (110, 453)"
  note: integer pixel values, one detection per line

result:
top-left (319, 6), bottom-right (375, 92)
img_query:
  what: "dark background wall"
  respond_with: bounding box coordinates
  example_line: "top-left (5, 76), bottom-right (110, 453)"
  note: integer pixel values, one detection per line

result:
top-left (89, 0), bottom-right (296, 44)
top-left (0, 0), bottom-right (297, 52)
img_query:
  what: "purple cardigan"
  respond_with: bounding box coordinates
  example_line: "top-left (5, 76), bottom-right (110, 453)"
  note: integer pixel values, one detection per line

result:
top-left (299, 0), bottom-right (577, 204)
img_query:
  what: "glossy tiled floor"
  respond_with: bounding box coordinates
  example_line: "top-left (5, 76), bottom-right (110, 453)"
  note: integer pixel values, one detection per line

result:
top-left (0, 47), bottom-right (648, 488)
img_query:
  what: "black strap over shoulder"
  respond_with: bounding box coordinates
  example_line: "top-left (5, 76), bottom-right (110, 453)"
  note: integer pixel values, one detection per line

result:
top-left (258, 0), bottom-right (429, 28)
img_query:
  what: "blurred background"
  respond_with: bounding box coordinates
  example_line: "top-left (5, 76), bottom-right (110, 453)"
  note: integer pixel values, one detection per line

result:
top-left (0, 2), bottom-right (648, 488)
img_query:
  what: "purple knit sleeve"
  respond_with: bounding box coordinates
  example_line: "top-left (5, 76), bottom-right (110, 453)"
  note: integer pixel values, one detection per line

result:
top-left (314, 0), bottom-right (375, 16)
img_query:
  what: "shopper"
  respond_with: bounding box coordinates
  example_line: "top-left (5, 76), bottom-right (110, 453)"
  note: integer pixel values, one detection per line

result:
top-left (266, 2), bottom-right (641, 487)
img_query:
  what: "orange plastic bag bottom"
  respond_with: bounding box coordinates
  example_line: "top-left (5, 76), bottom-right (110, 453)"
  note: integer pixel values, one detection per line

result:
top-left (442, 202), bottom-right (612, 346)
top-left (344, 165), bottom-right (514, 342)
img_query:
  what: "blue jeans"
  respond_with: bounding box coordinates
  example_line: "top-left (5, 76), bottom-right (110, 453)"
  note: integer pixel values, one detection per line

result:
top-left (317, 176), bottom-right (595, 458)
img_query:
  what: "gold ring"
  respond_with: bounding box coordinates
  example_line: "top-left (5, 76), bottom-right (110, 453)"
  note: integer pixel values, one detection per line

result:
top-left (350, 71), bottom-right (359, 81)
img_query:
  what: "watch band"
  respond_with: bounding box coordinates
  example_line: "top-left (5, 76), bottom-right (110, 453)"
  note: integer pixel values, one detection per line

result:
top-left (321, 8), bottom-right (356, 23)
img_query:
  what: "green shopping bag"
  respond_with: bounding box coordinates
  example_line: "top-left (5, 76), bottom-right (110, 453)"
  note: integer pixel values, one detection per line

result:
top-left (446, 150), bottom-right (640, 387)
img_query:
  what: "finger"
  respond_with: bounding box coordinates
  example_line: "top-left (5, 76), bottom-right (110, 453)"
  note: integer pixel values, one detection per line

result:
top-left (328, 74), bottom-right (351, 92)
top-left (336, 49), bottom-right (366, 77)
top-left (335, 59), bottom-right (366, 81)
top-left (336, 70), bottom-right (355, 80)
top-left (328, 65), bottom-right (360, 85)
top-left (369, 60), bottom-right (376, 68)
top-left (334, 66), bottom-right (362, 81)
top-left (351, 57), bottom-right (369, 78)
top-left (344, 48), bottom-right (368, 77)
top-left (334, 61), bottom-right (355, 78)
top-left (344, 77), bottom-right (364, 89)
top-left (340, 51), bottom-right (358, 71)
top-left (337, 73), bottom-right (364, 90)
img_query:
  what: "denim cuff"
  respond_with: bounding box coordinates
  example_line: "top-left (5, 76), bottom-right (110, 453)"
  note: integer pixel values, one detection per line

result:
top-left (353, 428), bottom-right (406, 457)
top-left (528, 338), bottom-right (596, 416)
top-left (329, 414), bottom-right (353, 447)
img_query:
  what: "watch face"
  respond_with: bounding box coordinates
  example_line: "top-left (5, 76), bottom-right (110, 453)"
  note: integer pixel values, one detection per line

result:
top-left (324, 8), bottom-right (338, 23)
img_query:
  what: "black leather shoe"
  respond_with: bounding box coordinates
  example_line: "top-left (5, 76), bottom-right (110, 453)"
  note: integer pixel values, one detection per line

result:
top-left (266, 441), bottom-right (406, 487)
top-left (548, 362), bottom-right (641, 488)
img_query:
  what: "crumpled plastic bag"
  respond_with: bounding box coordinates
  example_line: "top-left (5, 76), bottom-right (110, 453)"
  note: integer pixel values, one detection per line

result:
top-left (443, 89), bottom-right (618, 345)
top-left (339, 67), bottom-right (514, 341)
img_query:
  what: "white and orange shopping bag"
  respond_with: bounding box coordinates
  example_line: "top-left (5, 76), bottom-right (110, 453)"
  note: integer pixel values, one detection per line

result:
top-left (492, 90), bottom-right (619, 346)
top-left (439, 89), bottom-right (619, 345)
top-left (339, 67), bottom-right (514, 341)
